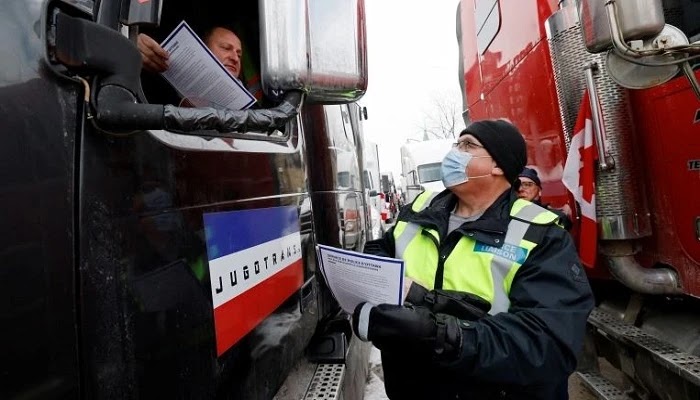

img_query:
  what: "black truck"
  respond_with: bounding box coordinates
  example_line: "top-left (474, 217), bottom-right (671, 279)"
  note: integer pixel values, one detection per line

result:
top-left (0, 0), bottom-right (372, 398)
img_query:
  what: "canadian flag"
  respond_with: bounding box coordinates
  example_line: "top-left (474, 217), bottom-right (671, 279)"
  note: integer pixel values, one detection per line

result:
top-left (562, 91), bottom-right (598, 268)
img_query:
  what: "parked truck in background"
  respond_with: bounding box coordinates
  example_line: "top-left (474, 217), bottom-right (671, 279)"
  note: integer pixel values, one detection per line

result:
top-left (364, 141), bottom-right (386, 238)
top-left (0, 0), bottom-right (371, 398)
top-left (458, 0), bottom-right (700, 398)
top-left (380, 172), bottom-right (399, 223)
top-left (400, 139), bottom-right (454, 204)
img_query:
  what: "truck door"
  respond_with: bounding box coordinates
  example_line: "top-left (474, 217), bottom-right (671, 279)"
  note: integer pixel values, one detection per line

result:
top-left (0, 0), bottom-right (86, 397)
top-left (39, 0), bottom-right (319, 398)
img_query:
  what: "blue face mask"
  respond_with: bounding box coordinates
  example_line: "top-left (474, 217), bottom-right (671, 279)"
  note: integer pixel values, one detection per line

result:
top-left (441, 148), bottom-right (472, 188)
top-left (441, 148), bottom-right (491, 188)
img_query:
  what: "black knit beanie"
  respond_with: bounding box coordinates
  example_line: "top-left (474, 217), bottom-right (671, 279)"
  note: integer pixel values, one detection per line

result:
top-left (460, 119), bottom-right (527, 184)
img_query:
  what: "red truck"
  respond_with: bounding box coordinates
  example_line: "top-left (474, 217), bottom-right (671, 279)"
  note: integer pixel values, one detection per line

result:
top-left (458, 0), bottom-right (700, 398)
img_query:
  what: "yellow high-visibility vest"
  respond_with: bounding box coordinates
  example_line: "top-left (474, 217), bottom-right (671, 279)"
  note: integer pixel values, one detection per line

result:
top-left (394, 191), bottom-right (559, 315)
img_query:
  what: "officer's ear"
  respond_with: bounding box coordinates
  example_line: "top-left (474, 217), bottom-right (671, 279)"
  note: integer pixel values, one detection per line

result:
top-left (491, 165), bottom-right (505, 176)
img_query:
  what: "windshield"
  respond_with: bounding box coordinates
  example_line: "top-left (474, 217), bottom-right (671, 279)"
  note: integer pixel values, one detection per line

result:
top-left (338, 171), bottom-right (351, 188)
top-left (417, 163), bottom-right (442, 183)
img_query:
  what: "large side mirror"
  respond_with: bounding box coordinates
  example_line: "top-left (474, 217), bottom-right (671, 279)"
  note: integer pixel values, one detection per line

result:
top-left (259, 0), bottom-right (368, 104)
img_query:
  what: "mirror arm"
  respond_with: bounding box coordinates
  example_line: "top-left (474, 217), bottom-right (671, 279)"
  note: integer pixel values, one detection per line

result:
top-left (55, 12), bottom-right (304, 135)
top-left (95, 85), bottom-right (165, 131)
top-left (163, 90), bottom-right (303, 134)
top-left (95, 86), bottom-right (304, 135)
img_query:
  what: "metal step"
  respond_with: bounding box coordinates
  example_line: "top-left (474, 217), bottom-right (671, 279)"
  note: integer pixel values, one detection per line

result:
top-left (304, 363), bottom-right (345, 400)
top-left (576, 371), bottom-right (631, 400)
top-left (589, 307), bottom-right (700, 386)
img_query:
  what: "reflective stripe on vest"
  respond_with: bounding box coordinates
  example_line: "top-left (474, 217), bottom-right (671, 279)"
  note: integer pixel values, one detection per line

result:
top-left (394, 197), bottom-right (558, 315)
top-left (394, 191), bottom-right (440, 287)
top-left (394, 191), bottom-right (439, 259)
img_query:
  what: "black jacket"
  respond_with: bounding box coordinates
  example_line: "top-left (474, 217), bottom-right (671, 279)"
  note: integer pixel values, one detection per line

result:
top-left (364, 189), bottom-right (594, 400)
top-left (533, 199), bottom-right (573, 231)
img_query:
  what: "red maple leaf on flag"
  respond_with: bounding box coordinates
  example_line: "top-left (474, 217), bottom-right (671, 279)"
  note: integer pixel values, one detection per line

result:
top-left (562, 90), bottom-right (598, 268)
top-left (578, 143), bottom-right (597, 203)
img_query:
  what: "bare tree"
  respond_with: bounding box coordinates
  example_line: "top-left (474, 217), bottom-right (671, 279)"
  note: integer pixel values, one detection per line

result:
top-left (416, 94), bottom-right (465, 140)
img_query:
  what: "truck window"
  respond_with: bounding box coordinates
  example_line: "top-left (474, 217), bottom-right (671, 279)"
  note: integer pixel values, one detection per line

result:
top-left (137, 1), bottom-right (290, 142)
top-left (327, 105), bottom-right (360, 190)
top-left (418, 162), bottom-right (442, 183)
top-left (338, 171), bottom-right (352, 188)
top-left (474, 0), bottom-right (500, 54)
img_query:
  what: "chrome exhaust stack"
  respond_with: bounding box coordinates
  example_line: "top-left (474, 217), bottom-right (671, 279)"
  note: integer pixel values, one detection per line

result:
top-left (602, 242), bottom-right (682, 295)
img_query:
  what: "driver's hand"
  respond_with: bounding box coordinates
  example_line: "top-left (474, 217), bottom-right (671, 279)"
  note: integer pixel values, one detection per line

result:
top-left (137, 34), bottom-right (170, 73)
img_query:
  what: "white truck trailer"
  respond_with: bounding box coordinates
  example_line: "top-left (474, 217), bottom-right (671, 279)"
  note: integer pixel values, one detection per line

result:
top-left (400, 139), bottom-right (454, 204)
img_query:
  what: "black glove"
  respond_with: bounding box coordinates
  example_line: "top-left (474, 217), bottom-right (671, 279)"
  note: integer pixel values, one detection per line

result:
top-left (405, 283), bottom-right (491, 320)
top-left (352, 302), bottom-right (462, 361)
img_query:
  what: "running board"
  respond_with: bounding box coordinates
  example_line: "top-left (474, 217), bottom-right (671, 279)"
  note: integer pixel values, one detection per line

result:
top-left (304, 364), bottom-right (345, 400)
top-left (576, 371), bottom-right (631, 400)
top-left (589, 307), bottom-right (700, 387)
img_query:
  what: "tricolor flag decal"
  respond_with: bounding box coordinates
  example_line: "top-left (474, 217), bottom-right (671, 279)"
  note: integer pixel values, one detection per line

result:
top-left (203, 206), bottom-right (303, 356)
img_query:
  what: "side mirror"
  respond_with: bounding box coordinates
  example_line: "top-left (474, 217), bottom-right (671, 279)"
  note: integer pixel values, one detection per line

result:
top-left (369, 190), bottom-right (378, 197)
top-left (362, 106), bottom-right (368, 120)
top-left (259, 0), bottom-right (368, 103)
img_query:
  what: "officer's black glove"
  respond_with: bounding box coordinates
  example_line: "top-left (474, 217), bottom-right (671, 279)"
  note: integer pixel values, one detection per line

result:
top-left (405, 283), bottom-right (490, 320)
top-left (352, 302), bottom-right (462, 361)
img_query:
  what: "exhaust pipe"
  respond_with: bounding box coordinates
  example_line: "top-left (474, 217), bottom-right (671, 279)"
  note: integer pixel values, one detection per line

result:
top-left (602, 242), bottom-right (683, 295)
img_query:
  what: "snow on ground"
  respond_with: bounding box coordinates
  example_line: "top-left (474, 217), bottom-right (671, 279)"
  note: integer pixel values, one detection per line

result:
top-left (363, 346), bottom-right (388, 400)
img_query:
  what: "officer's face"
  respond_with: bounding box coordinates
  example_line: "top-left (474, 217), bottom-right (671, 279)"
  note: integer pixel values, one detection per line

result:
top-left (206, 28), bottom-right (243, 78)
top-left (517, 177), bottom-right (541, 202)
top-left (458, 134), bottom-right (496, 178)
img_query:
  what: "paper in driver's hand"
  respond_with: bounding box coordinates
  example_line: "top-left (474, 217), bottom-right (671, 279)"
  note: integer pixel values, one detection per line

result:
top-left (316, 244), bottom-right (405, 313)
top-left (159, 21), bottom-right (256, 111)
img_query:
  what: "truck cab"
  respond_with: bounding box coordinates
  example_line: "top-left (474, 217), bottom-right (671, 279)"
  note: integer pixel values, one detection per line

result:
top-left (458, 0), bottom-right (700, 398)
top-left (400, 139), bottom-right (454, 203)
top-left (364, 141), bottom-right (386, 239)
top-left (0, 0), bottom-right (370, 398)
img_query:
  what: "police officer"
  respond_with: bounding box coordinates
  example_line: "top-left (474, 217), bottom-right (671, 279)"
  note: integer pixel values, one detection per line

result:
top-left (518, 167), bottom-right (573, 231)
top-left (352, 120), bottom-right (594, 399)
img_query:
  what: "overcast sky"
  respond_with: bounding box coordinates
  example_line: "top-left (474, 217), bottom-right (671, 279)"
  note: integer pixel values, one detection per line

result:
top-left (360, 0), bottom-right (464, 179)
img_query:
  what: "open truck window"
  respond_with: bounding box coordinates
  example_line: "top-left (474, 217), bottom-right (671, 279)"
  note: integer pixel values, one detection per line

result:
top-left (137, 0), bottom-right (290, 143)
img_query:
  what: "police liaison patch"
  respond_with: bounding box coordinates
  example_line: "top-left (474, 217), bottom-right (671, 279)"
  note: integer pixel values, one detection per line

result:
top-left (473, 242), bottom-right (529, 264)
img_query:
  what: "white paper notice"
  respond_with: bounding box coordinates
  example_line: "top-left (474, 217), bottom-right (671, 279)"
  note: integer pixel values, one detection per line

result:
top-left (316, 244), bottom-right (405, 313)
top-left (160, 21), bottom-right (256, 111)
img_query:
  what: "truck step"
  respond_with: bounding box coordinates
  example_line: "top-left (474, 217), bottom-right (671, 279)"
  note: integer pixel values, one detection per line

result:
top-left (304, 363), bottom-right (345, 400)
top-left (576, 371), bottom-right (631, 400)
top-left (589, 307), bottom-right (700, 386)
